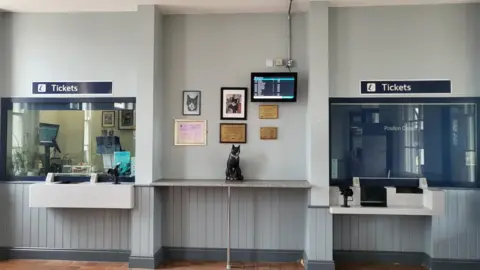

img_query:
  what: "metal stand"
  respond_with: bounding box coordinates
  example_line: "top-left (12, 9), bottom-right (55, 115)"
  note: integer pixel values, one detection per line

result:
top-left (226, 186), bottom-right (231, 270)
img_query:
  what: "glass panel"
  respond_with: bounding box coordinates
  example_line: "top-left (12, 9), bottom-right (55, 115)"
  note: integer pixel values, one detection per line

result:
top-left (6, 102), bottom-right (136, 178)
top-left (330, 102), bottom-right (477, 184)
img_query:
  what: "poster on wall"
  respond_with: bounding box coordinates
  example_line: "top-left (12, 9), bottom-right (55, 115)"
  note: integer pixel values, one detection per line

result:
top-left (32, 82), bottom-right (113, 94)
top-left (360, 80), bottom-right (451, 94)
top-left (220, 87), bottom-right (247, 120)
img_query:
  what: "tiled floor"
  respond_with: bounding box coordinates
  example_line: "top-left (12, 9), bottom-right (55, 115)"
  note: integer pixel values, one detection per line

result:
top-left (0, 260), bottom-right (427, 270)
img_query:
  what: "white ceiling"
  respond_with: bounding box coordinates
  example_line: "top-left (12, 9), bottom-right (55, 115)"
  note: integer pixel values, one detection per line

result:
top-left (0, 0), bottom-right (477, 14)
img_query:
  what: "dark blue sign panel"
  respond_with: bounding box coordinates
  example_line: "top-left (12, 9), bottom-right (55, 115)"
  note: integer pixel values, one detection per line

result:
top-left (32, 82), bottom-right (112, 95)
top-left (360, 80), bottom-right (451, 94)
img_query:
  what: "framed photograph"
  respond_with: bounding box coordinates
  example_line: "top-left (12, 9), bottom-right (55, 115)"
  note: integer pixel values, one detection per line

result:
top-left (183, 90), bottom-right (201, 116)
top-left (220, 87), bottom-right (247, 120)
top-left (219, 123), bottom-right (247, 144)
top-left (118, 110), bottom-right (136, 130)
top-left (102, 111), bottom-right (115, 128)
top-left (174, 119), bottom-right (207, 146)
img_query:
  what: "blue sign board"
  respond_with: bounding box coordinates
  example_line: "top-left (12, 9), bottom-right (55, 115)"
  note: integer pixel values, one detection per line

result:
top-left (32, 82), bottom-right (113, 95)
top-left (360, 80), bottom-right (451, 94)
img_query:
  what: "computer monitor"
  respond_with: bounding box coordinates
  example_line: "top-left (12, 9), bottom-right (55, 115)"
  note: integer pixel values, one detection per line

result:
top-left (39, 123), bottom-right (61, 174)
top-left (251, 72), bottom-right (298, 102)
top-left (39, 123), bottom-right (59, 145)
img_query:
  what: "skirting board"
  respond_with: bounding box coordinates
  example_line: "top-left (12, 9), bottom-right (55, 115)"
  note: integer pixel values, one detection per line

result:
top-left (334, 251), bottom-right (480, 270)
top-left (162, 247), bottom-right (303, 263)
top-left (129, 248), bottom-right (163, 269)
top-left (0, 248), bottom-right (129, 262)
top-left (334, 250), bottom-right (425, 266)
top-left (303, 251), bottom-right (335, 270)
top-left (427, 257), bottom-right (480, 270)
top-left (0, 248), bottom-right (7, 261)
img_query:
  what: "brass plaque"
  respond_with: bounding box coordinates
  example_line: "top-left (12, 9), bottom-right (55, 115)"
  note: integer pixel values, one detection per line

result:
top-left (259, 105), bottom-right (279, 119)
top-left (220, 123), bottom-right (247, 143)
top-left (260, 127), bottom-right (278, 140)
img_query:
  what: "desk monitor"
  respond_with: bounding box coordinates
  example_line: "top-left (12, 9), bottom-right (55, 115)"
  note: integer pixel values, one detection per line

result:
top-left (39, 123), bottom-right (61, 153)
top-left (251, 72), bottom-right (297, 102)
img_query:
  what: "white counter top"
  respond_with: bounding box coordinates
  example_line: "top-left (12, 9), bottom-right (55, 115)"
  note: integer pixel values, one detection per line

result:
top-left (329, 205), bottom-right (435, 216)
top-left (151, 179), bottom-right (312, 189)
top-left (29, 182), bottom-right (134, 209)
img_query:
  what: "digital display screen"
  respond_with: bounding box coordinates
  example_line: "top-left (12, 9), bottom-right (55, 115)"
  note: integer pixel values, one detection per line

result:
top-left (39, 124), bottom-right (59, 144)
top-left (251, 72), bottom-right (297, 102)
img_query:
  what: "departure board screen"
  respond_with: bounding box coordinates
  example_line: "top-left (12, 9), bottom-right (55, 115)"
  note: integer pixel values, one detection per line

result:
top-left (251, 72), bottom-right (297, 102)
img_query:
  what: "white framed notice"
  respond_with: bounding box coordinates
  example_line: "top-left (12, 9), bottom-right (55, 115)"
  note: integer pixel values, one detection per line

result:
top-left (174, 119), bottom-right (207, 146)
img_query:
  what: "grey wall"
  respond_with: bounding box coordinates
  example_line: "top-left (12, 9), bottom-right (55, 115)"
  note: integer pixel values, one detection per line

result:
top-left (135, 5), bottom-right (164, 185)
top-left (153, 8), bottom-right (164, 180)
top-left (2, 12), bottom-right (137, 98)
top-left (162, 14), bottom-right (307, 180)
top-left (0, 183), bottom-right (131, 250)
top-left (161, 187), bottom-right (307, 251)
top-left (333, 215), bottom-right (427, 252)
top-left (0, 13), bottom-right (6, 96)
top-left (330, 4), bottom-right (480, 97)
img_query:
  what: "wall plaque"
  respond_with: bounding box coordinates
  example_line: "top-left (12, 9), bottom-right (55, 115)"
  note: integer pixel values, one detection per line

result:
top-left (259, 105), bottom-right (279, 119)
top-left (220, 123), bottom-right (247, 143)
top-left (260, 127), bottom-right (278, 140)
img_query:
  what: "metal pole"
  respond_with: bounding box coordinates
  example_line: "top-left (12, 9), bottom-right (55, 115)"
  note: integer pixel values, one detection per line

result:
top-left (226, 186), bottom-right (231, 270)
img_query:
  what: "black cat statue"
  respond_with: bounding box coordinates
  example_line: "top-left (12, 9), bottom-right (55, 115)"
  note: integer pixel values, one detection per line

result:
top-left (225, 145), bottom-right (244, 181)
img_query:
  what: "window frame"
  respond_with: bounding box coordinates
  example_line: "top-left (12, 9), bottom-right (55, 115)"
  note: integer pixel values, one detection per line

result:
top-left (329, 97), bottom-right (480, 189)
top-left (0, 97), bottom-right (136, 183)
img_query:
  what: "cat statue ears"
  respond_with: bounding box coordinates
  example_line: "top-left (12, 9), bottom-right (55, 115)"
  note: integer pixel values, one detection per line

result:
top-left (231, 145), bottom-right (240, 149)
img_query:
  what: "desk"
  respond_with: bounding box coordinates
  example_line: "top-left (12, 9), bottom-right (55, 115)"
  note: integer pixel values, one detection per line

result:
top-left (329, 187), bottom-right (445, 216)
top-left (151, 179), bottom-right (311, 270)
top-left (29, 173), bottom-right (134, 209)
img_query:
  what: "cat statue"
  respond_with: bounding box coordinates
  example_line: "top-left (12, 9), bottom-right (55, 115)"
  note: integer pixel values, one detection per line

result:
top-left (225, 145), bottom-right (244, 181)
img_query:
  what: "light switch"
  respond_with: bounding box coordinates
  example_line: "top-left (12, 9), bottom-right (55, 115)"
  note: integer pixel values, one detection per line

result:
top-left (266, 59), bottom-right (274, 68)
top-left (275, 58), bottom-right (284, 66)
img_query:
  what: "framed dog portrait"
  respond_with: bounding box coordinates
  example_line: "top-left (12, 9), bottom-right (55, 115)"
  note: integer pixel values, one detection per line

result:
top-left (183, 90), bottom-right (201, 116)
top-left (220, 87), bottom-right (247, 120)
top-left (118, 110), bottom-right (135, 130)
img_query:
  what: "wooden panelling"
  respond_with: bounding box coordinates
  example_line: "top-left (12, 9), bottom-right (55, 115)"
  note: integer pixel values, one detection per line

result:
top-left (161, 187), bottom-right (307, 251)
top-left (305, 207), bottom-right (333, 261)
top-left (431, 189), bottom-right (480, 260)
top-left (0, 183), bottom-right (130, 250)
top-left (130, 186), bottom-right (155, 257)
top-left (333, 215), bottom-right (427, 253)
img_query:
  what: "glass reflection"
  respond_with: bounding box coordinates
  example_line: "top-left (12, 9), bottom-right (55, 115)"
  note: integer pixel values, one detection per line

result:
top-left (330, 102), bottom-right (476, 184)
top-left (7, 102), bottom-right (136, 178)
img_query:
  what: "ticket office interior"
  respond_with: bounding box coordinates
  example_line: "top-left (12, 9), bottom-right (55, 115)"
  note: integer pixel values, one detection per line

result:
top-left (1, 2), bottom-right (480, 270)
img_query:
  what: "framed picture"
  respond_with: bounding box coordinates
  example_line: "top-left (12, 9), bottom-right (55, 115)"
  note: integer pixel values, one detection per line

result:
top-left (102, 111), bottom-right (115, 128)
top-left (219, 123), bottom-right (247, 144)
top-left (118, 110), bottom-right (136, 130)
top-left (183, 90), bottom-right (201, 115)
top-left (174, 119), bottom-right (207, 146)
top-left (220, 87), bottom-right (247, 120)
